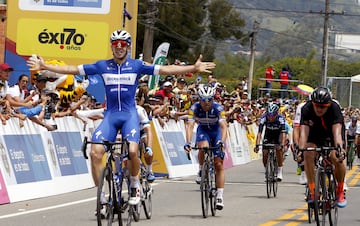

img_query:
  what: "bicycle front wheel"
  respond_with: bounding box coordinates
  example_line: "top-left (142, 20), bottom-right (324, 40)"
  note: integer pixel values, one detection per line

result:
top-left (314, 168), bottom-right (326, 226)
top-left (347, 144), bottom-right (356, 170)
top-left (272, 156), bottom-right (278, 197)
top-left (327, 174), bottom-right (338, 226)
top-left (96, 165), bottom-right (115, 226)
top-left (201, 161), bottom-right (210, 218)
top-left (265, 153), bottom-right (273, 198)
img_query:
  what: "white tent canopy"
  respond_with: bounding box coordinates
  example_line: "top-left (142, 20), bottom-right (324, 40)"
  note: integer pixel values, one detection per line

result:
top-left (350, 74), bottom-right (360, 107)
top-left (351, 74), bottom-right (360, 82)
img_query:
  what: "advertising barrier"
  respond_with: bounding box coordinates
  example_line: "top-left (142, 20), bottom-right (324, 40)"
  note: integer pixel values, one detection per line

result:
top-left (0, 116), bottom-right (258, 204)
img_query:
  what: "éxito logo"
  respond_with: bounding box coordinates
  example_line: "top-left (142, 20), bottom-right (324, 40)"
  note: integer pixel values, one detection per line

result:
top-left (38, 28), bottom-right (85, 51)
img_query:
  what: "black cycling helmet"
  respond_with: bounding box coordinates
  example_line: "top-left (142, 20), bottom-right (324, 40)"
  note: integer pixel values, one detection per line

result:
top-left (311, 86), bottom-right (331, 104)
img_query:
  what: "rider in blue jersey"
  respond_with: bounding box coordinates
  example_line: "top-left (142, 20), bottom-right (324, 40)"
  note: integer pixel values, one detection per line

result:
top-left (184, 84), bottom-right (228, 210)
top-left (254, 103), bottom-right (286, 181)
top-left (27, 29), bottom-right (216, 207)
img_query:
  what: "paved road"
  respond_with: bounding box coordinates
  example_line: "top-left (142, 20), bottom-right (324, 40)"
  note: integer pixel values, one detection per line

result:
top-left (0, 158), bottom-right (359, 226)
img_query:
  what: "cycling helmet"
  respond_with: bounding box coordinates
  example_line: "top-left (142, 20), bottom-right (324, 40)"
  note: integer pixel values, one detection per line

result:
top-left (267, 104), bottom-right (279, 115)
top-left (311, 86), bottom-right (331, 104)
top-left (110, 30), bottom-right (131, 44)
top-left (198, 84), bottom-right (215, 100)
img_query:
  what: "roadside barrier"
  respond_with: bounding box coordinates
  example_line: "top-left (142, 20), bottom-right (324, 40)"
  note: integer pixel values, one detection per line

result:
top-left (0, 117), bottom-right (259, 204)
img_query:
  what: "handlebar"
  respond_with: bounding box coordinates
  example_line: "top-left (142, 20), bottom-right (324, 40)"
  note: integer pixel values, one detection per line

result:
top-left (187, 145), bottom-right (223, 161)
top-left (81, 136), bottom-right (130, 160)
top-left (299, 145), bottom-right (343, 161)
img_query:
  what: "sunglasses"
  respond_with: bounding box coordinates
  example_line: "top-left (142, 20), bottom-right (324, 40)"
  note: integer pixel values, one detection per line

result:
top-left (312, 102), bottom-right (331, 109)
top-left (266, 113), bottom-right (277, 117)
top-left (200, 97), bottom-right (213, 102)
top-left (111, 40), bottom-right (128, 48)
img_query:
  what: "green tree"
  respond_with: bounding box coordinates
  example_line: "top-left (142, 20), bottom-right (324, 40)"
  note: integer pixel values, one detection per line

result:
top-left (136, 0), bottom-right (246, 63)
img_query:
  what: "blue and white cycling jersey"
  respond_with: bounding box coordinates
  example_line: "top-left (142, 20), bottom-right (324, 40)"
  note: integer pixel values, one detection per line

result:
top-left (79, 58), bottom-right (160, 112)
top-left (188, 102), bottom-right (226, 159)
top-left (79, 58), bottom-right (159, 144)
top-left (188, 102), bottom-right (226, 131)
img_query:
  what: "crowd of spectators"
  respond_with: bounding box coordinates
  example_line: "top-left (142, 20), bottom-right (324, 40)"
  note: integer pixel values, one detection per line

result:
top-left (1, 60), bottom-right (359, 133)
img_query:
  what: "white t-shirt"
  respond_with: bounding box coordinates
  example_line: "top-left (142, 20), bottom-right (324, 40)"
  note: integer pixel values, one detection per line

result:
top-left (345, 121), bottom-right (360, 137)
top-left (293, 102), bottom-right (306, 128)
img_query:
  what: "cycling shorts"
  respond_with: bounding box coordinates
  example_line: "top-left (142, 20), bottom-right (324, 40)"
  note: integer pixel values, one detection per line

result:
top-left (91, 110), bottom-right (140, 147)
top-left (196, 126), bottom-right (225, 159)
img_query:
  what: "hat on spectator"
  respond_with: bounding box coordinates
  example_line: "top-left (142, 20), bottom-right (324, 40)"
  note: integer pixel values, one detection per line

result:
top-left (163, 81), bottom-right (173, 87)
top-left (0, 63), bottom-right (14, 71)
top-left (35, 74), bottom-right (48, 82)
top-left (177, 77), bottom-right (187, 84)
top-left (165, 75), bottom-right (175, 82)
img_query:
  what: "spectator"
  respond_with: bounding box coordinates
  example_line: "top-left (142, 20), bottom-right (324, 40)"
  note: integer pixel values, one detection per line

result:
top-left (155, 81), bottom-right (174, 103)
top-left (6, 74), bottom-right (44, 127)
top-left (242, 76), bottom-right (248, 92)
top-left (279, 66), bottom-right (291, 99)
top-left (265, 65), bottom-right (275, 96)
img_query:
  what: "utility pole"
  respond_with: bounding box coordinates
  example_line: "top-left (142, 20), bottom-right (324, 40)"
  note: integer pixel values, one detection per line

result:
top-left (248, 21), bottom-right (259, 99)
top-left (321, 0), bottom-right (330, 87)
top-left (142, 0), bottom-right (157, 63)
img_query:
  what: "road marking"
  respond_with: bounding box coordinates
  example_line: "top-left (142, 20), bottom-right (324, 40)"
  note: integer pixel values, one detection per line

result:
top-left (260, 166), bottom-right (360, 225)
top-left (0, 197), bottom-right (96, 219)
top-left (0, 183), bottom-right (158, 219)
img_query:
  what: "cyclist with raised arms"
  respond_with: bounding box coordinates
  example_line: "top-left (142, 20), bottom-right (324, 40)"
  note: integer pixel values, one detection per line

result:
top-left (299, 86), bottom-right (347, 208)
top-left (254, 103), bottom-right (286, 181)
top-left (184, 84), bottom-right (228, 210)
top-left (27, 29), bottom-right (216, 206)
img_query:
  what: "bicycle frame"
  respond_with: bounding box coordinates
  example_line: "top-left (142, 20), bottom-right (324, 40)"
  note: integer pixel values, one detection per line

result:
top-left (189, 145), bottom-right (222, 218)
top-left (303, 145), bottom-right (340, 226)
top-left (260, 143), bottom-right (279, 198)
top-left (81, 136), bottom-right (132, 226)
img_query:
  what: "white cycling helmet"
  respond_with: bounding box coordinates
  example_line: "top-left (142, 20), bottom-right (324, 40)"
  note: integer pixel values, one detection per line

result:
top-left (110, 30), bottom-right (131, 44)
top-left (198, 84), bottom-right (215, 100)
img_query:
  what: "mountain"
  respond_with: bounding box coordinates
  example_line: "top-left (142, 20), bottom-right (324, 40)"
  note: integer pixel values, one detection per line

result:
top-left (222, 0), bottom-right (360, 61)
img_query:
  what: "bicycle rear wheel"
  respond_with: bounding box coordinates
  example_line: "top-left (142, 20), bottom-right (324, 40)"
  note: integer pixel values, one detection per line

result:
top-left (97, 165), bottom-right (117, 226)
top-left (201, 161), bottom-right (210, 218)
top-left (265, 153), bottom-right (273, 198)
top-left (141, 180), bottom-right (152, 219)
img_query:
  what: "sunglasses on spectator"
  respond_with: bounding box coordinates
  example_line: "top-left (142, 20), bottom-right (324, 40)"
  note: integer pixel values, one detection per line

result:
top-left (312, 102), bottom-right (331, 109)
top-left (200, 97), bottom-right (213, 102)
top-left (111, 40), bottom-right (128, 48)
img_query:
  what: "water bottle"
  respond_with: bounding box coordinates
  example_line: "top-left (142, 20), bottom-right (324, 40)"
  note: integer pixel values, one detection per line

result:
top-left (114, 173), bottom-right (120, 185)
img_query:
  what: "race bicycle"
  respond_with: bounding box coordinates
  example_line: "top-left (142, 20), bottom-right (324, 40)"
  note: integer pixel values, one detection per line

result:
top-left (187, 144), bottom-right (222, 218)
top-left (135, 139), bottom-right (153, 220)
top-left (302, 145), bottom-right (341, 226)
top-left (259, 143), bottom-right (279, 198)
top-left (81, 136), bottom-right (136, 226)
top-left (346, 139), bottom-right (356, 170)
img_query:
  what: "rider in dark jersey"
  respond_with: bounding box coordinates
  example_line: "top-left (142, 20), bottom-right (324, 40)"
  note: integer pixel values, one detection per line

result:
top-left (299, 86), bottom-right (347, 208)
top-left (184, 84), bottom-right (227, 210)
top-left (254, 103), bottom-right (286, 181)
top-left (27, 29), bottom-right (216, 207)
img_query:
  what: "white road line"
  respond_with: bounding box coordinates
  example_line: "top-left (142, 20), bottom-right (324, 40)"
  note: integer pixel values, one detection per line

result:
top-left (0, 182), bottom-right (159, 219)
top-left (0, 197), bottom-right (96, 219)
